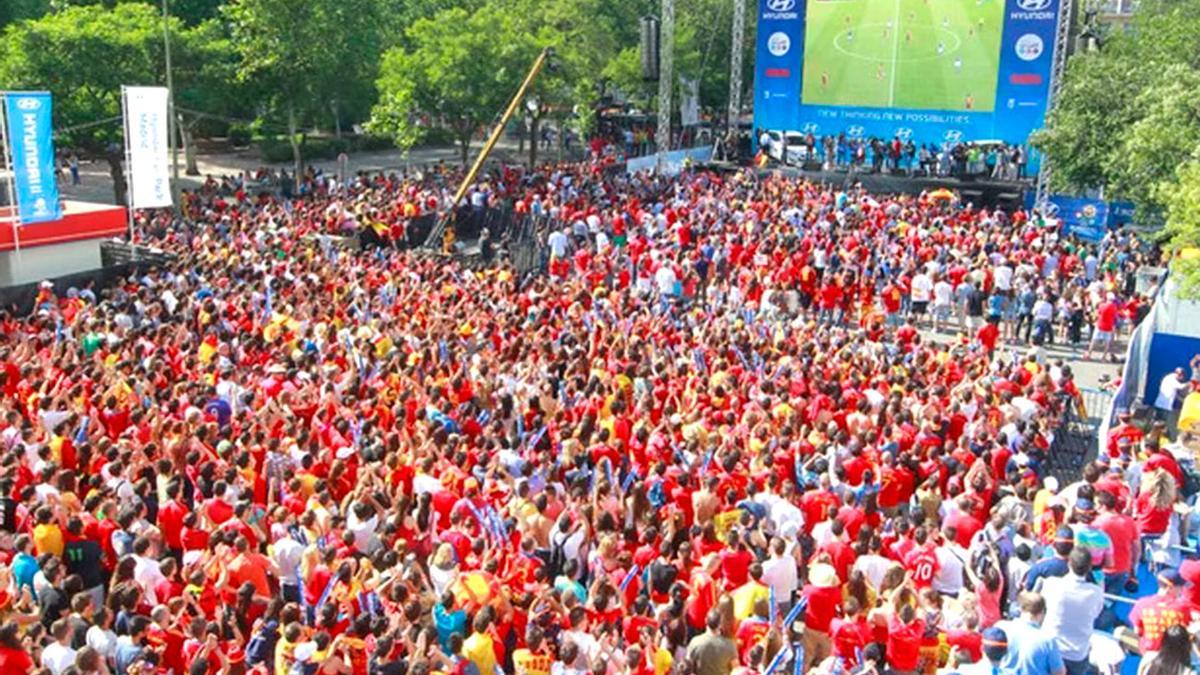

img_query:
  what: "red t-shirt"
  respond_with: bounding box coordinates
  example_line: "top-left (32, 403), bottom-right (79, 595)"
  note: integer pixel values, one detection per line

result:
top-left (158, 499), bottom-right (188, 550)
top-left (1096, 301), bottom-right (1119, 331)
top-left (903, 546), bottom-right (940, 588)
top-left (945, 628), bottom-right (983, 663)
top-left (830, 617), bottom-right (871, 659)
top-left (801, 584), bottom-right (842, 633)
top-left (1092, 512), bottom-right (1137, 574)
top-left (887, 616), bottom-right (925, 671)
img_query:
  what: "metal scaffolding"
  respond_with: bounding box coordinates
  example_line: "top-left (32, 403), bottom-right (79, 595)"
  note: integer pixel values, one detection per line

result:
top-left (655, 0), bottom-right (675, 165)
top-left (1034, 0), bottom-right (1077, 211)
top-left (727, 0), bottom-right (745, 139)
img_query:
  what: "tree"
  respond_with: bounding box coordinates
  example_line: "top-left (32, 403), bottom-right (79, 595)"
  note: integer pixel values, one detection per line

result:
top-left (371, 4), bottom-right (541, 166)
top-left (224, 0), bottom-right (384, 187)
top-left (0, 0), bottom-right (49, 28)
top-left (1159, 160), bottom-right (1200, 298)
top-left (1033, 0), bottom-right (1200, 293)
top-left (0, 3), bottom-right (224, 204)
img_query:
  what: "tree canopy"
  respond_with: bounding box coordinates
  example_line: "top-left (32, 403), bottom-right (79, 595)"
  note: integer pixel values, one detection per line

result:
top-left (0, 3), bottom-right (228, 203)
top-left (1034, 0), bottom-right (1200, 290)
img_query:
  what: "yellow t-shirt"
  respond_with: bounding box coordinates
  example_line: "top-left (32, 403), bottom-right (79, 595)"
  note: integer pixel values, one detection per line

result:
top-left (463, 632), bottom-right (496, 675)
top-left (730, 580), bottom-right (770, 622)
top-left (33, 523), bottom-right (64, 557)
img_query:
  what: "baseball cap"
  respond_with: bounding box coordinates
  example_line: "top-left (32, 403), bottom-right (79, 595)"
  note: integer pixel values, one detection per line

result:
top-left (982, 627), bottom-right (1008, 662)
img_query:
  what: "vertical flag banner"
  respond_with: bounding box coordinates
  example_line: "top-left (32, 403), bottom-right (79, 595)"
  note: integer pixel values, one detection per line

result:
top-left (3, 92), bottom-right (61, 224)
top-left (122, 86), bottom-right (172, 208)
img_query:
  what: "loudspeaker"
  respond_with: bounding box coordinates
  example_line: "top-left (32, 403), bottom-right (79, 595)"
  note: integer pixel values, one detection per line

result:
top-left (640, 16), bottom-right (660, 81)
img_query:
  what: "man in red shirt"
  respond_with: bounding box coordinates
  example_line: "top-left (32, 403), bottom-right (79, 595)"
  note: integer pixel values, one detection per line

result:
top-left (800, 563), bottom-right (842, 671)
top-left (887, 605), bottom-right (925, 673)
top-left (1092, 490), bottom-right (1138, 593)
top-left (1084, 293), bottom-right (1120, 361)
top-left (1129, 569), bottom-right (1190, 653)
top-left (903, 528), bottom-right (940, 589)
top-left (157, 481), bottom-right (188, 559)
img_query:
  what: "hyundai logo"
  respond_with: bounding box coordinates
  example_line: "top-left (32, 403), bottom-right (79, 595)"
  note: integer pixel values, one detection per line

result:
top-left (1016, 0), bottom-right (1052, 10)
top-left (802, 122), bottom-right (820, 134)
top-left (14, 97), bottom-right (41, 111)
top-left (766, 0), bottom-right (796, 11)
top-left (894, 127), bottom-right (913, 141)
top-left (943, 129), bottom-right (963, 143)
top-left (847, 126), bottom-right (865, 138)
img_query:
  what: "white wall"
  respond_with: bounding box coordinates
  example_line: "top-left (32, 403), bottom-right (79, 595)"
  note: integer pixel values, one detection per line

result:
top-left (0, 238), bottom-right (104, 287)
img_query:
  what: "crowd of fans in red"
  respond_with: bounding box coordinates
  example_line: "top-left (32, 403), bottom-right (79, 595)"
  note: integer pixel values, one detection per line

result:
top-left (0, 158), bottom-right (1186, 675)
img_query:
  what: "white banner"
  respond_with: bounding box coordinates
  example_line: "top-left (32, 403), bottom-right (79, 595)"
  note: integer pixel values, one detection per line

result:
top-left (679, 77), bottom-right (700, 128)
top-left (123, 86), bottom-right (172, 208)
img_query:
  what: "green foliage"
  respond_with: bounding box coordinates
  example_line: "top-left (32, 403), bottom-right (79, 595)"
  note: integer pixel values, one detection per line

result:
top-left (370, 4), bottom-right (541, 161)
top-left (0, 0), bottom-right (50, 28)
top-left (1159, 161), bottom-right (1200, 298)
top-left (223, 0), bottom-right (385, 140)
top-left (1034, 0), bottom-right (1200, 294)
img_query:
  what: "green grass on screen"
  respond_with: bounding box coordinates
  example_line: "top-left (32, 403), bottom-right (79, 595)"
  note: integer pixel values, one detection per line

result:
top-left (800, 0), bottom-right (1005, 113)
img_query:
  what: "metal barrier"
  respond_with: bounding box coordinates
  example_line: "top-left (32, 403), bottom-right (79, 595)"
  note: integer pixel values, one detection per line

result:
top-left (1047, 386), bottom-right (1113, 482)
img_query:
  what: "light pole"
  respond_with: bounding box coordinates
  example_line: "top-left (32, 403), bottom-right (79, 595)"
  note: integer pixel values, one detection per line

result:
top-left (162, 0), bottom-right (180, 206)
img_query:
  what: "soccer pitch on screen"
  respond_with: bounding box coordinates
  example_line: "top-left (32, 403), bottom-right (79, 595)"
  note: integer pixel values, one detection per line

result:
top-left (800, 0), bottom-right (1006, 113)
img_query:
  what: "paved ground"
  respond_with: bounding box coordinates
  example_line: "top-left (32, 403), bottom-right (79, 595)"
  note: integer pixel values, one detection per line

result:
top-left (913, 321), bottom-right (1122, 393)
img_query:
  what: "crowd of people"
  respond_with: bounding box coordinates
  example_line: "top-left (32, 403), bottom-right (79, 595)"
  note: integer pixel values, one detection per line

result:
top-left (757, 131), bottom-right (1029, 181)
top-left (0, 152), bottom-right (1191, 675)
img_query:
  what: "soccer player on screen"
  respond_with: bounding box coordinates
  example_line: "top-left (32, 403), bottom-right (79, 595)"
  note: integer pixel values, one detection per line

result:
top-left (954, 57), bottom-right (962, 72)
top-left (937, 42), bottom-right (945, 55)
top-left (821, 72), bottom-right (830, 88)
top-left (876, 64), bottom-right (886, 81)
top-left (965, 94), bottom-right (975, 110)
top-left (905, 30), bottom-right (912, 44)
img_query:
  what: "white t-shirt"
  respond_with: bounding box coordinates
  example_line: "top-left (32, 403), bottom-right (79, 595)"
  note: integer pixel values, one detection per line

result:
top-left (933, 545), bottom-right (966, 595)
top-left (762, 555), bottom-right (800, 600)
top-left (1155, 374), bottom-right (1189, 411)
top-left (42, 643), bottom-right (77, 675)
top-left (933, 280), bottom-right (953, 307)
top-left (911, 274), bottom-right (933, 302)
top-left (993, 265), bottom-right (1013, 291)
top-left (655, 265), bottom-right (678, 295)
top-left (346, 511), bottom-right (379, 553)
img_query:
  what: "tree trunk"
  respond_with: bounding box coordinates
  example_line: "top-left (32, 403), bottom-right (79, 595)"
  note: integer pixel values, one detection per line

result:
top-left (517, 118), bottom-right (525, 155)
top-left (287, 105), bottom-right (303, 192)
top-left (107, 151), bottom-right (128, 208)
top-left (529, 114), bottom-right (540, 167)
top-left (331, 99), bottom-right (342, 139)
top-left (460, 135), bottom-right (470, 167)
top-left (182, 123), bottom-right (200, 176)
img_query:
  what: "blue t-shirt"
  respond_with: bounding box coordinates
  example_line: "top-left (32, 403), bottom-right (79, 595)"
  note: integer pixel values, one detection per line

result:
top-left (1023, 556), bottom-right (1069, 591)
top-left (994, 618), bottom-right (1065, 675)
top-left (433, 604), bottom-right (468, 651)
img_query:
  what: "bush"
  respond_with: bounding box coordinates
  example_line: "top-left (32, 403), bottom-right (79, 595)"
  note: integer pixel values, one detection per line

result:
top-left (227, 123), bottom-right (252, 147)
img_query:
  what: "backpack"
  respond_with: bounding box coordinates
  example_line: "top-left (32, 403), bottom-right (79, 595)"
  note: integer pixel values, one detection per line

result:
top-left (1181, 462), bottom-right (1200, 499)
top-left (545, 531), bottom-right (568, 578)
top-left (245, 620), bottom-right (279, 667)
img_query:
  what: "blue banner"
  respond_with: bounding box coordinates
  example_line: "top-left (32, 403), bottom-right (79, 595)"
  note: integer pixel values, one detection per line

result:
top-left (1022, 193), bottom-right (1139, 243)
top-left (753, 0), bottom-right (1061, 167)
top-left (4, 92), bottom-right (60, 224)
